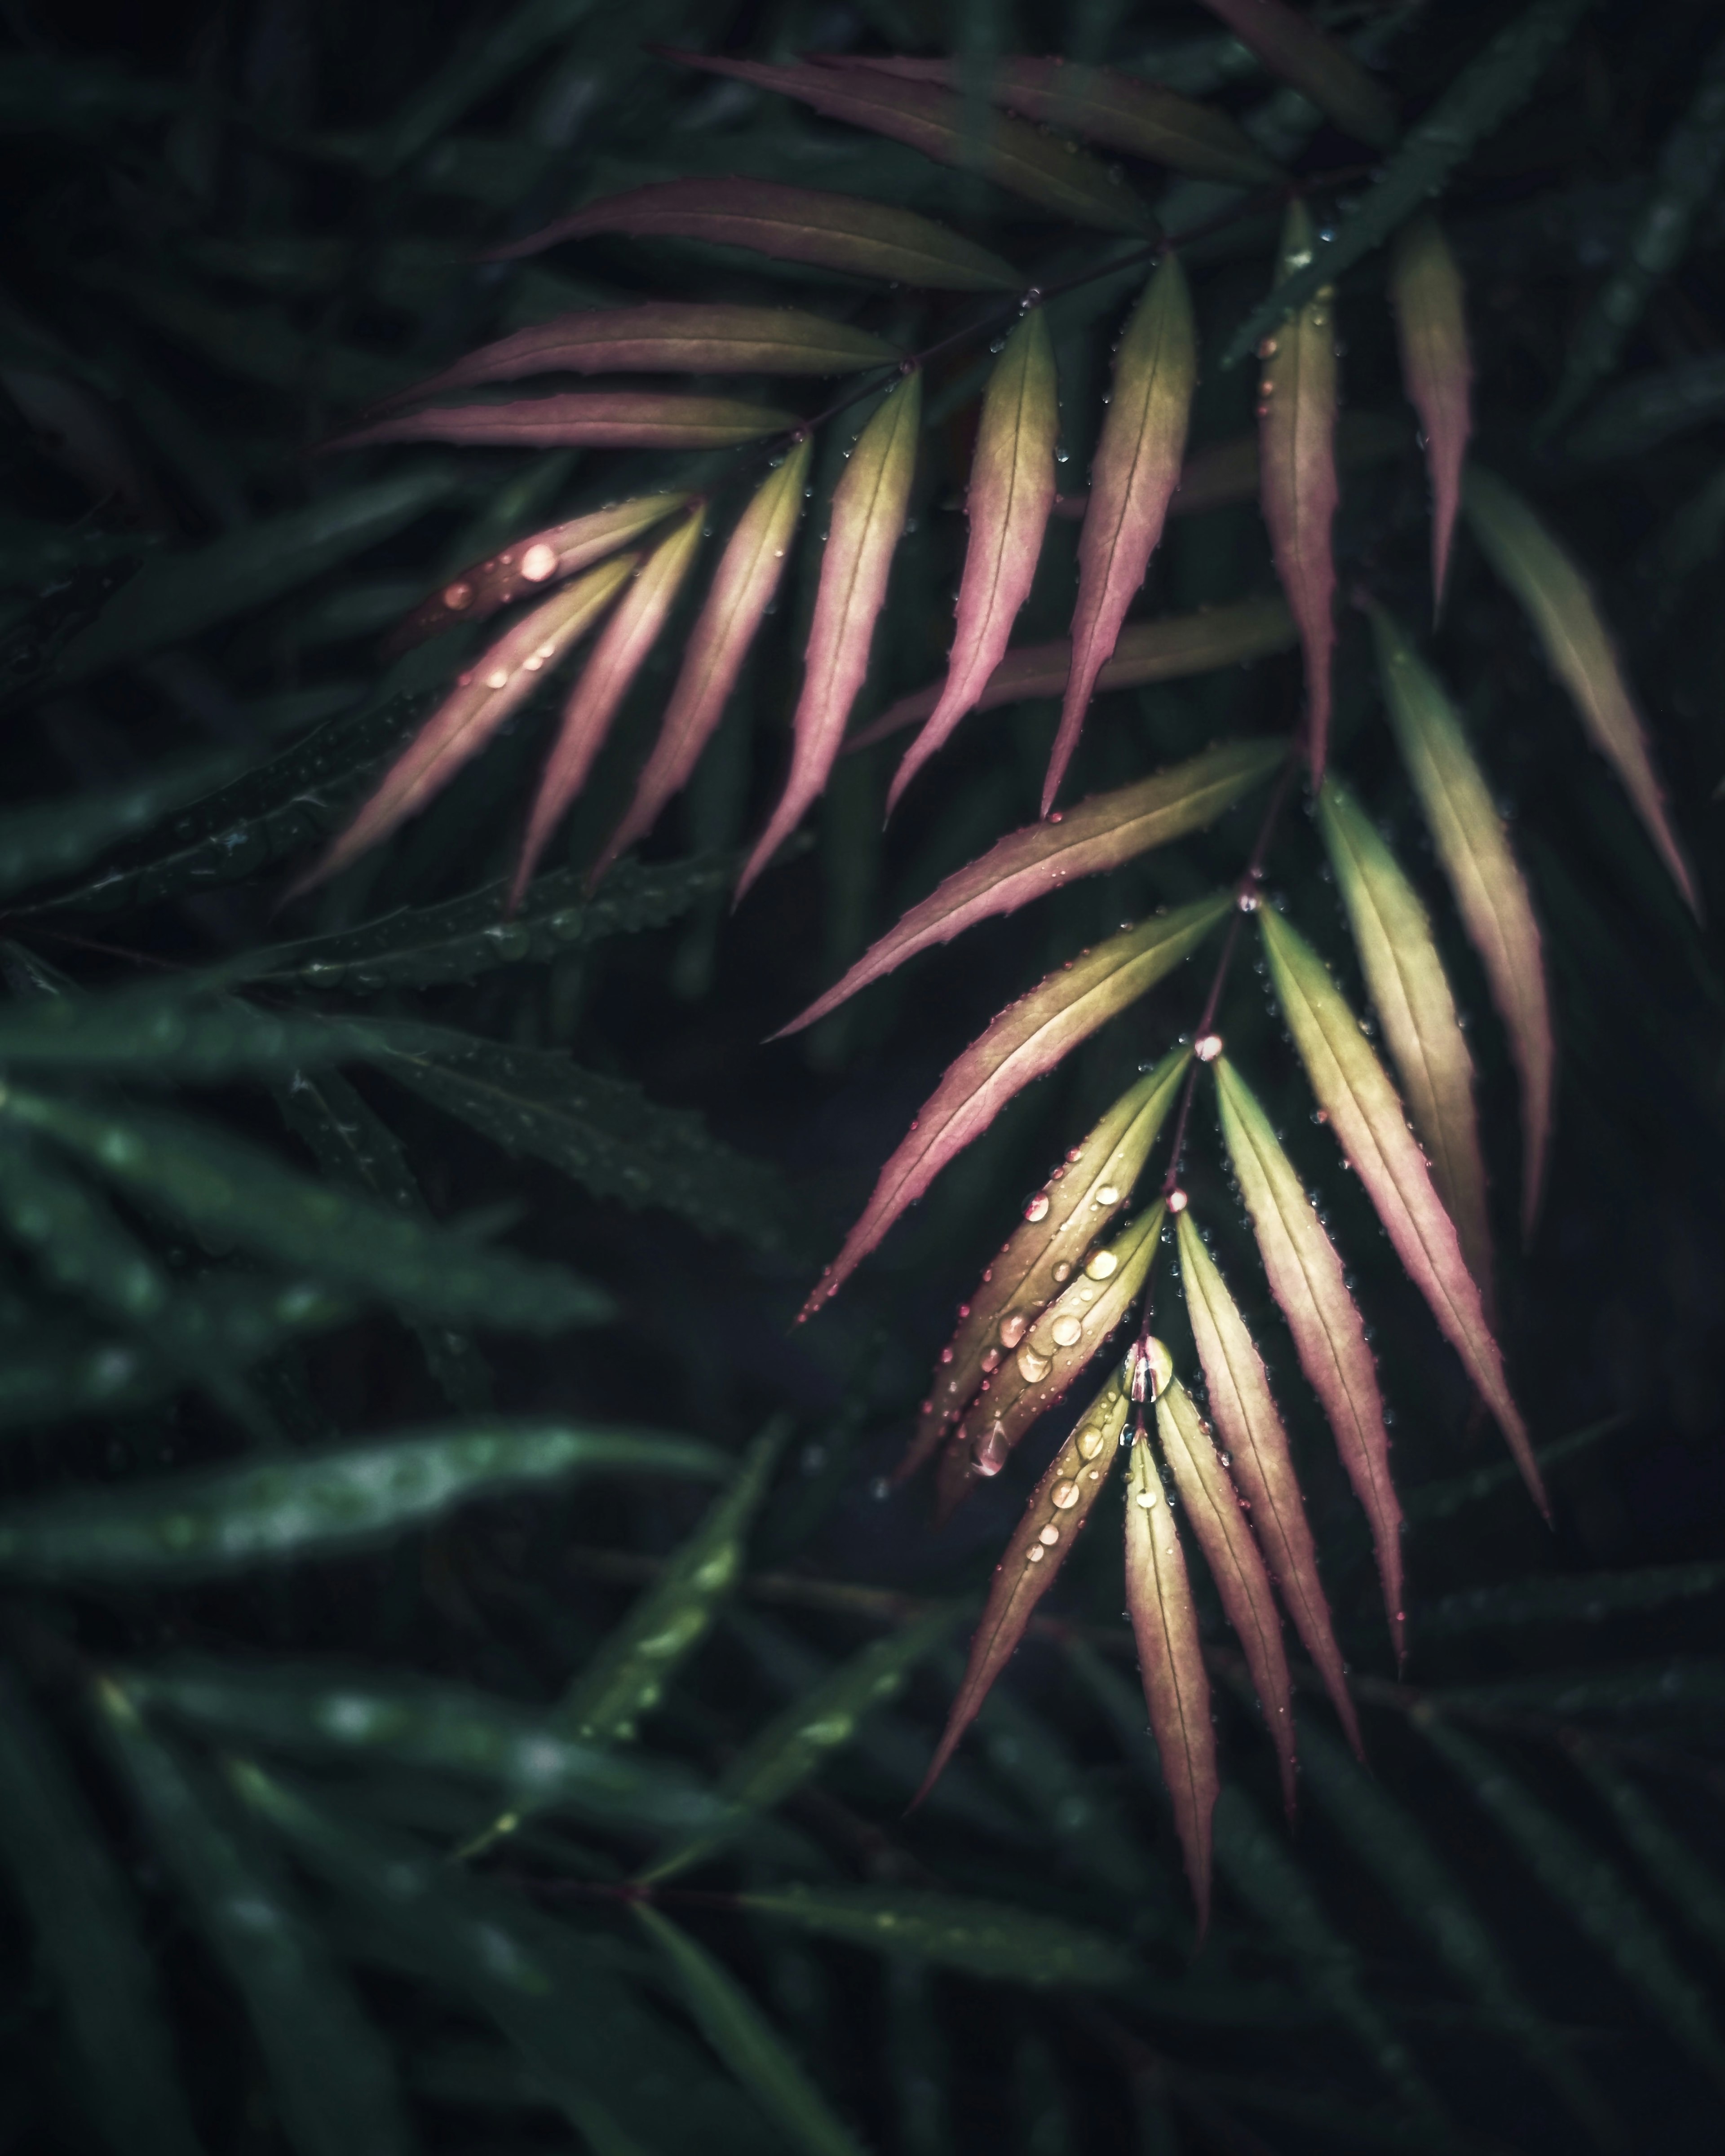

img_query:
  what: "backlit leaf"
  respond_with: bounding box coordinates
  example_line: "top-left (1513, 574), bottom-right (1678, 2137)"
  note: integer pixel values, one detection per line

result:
top-left (918, 1372), bottom-right (1129, 1798)
top-left (1318, 776), bottom-right (1492, 1303)
top-left (1157, 1375), bottom-right (1295, 1807)
top-left (1213, 1054), bottom-right (1404, 1654)
top-left (1048, 252), bottom-right (1196, 813)
top-left (1175, 1210), bottom-right (1360, 1751)
top-left (669, 51), bottom-right (1154, 236)
top-left (889, 309), bottom-right (1057, 811)
top-left (1258, 906), bottom-right (1538, 1505)
top-left (514, 508), bottom-right (704, 900)
top-left (787, 740), bottom-right (1281, 1038)
top-left (1196, 0), bottom-right (1398, 147)
top-left (803, 896), bottom-right (1228, 1317)
top-left (1463, 467), bottom-right (1698, 915)
top-left (327, 391), bottom-right (796, 455)
top-left (596, 441), bottom-right (811, 880)
top-left (738, 372), bottom-right (921, 899)
top-left (1258, 199), bottom-right (1338, 777)
top-left (739, 1883), bottom-right (1139, 1988)
top-left (1165, 411), bottom-right (1408, 522)
top-left (1389, 215), bottom-right (1471, 611)
top-left (1124, 1422), bottom-right (1217, 1932)
top-left (487, 177), bottom-right (1020, 291)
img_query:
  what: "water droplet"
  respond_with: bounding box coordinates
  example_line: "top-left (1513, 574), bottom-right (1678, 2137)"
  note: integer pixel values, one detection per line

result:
top-left (484, 668), bottom-right (510, 690)
top-left (1052, 1260), bottom-right (1071, 1282)
top-left (999, 1313), bottom-right (1027, 1350)
top-left (1038, 1524), bottom-right (1061, 1547)
top-left (1167, 1188), bottom-right (1188, 1215)
top-left (1077, 1426), bottom-right (1105, 1460)
top-left (1051, 1315), bottom-right (1082, 1348)
top-left (1095, 1184), bottom-right (1120, 1206)
top-left (1051, 1479), bottom-right (1080, 1510)
top-left (1194, 1033), bottom-right (1223, 1062)
top-left (870, 1476), bottom-right (890, 1501)
top-left (521, 543), bottom-right (558, 581)
top-left (939, 1346), bottom-right (955, 1364)
top-left (1017, 1343), bottom-right (1053, 1383)
top-left (1027, 1543), bottom-right (1046, 1562)
top-left (443, 582), bottom-right (473, 610)
top-left (1085, 1249), bottom-right (1117, 1280)
top-left (981, 1348), bottom-right (1000, 1373)
top-left (973, 1422), bottom-right (1008, 1476)
top-left (1023, 1192), bottom-right (1050, 1223)
top-left (1135, 1488), bottom-right (1158, 1508)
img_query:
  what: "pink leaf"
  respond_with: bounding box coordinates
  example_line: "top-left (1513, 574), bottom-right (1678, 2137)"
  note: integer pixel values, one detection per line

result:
top-left (512, 510), bottom-right (705, 904)
top-left (593, 440), bottom-right (810, 885)
top-left (1195, 0), bottom-right (1398, 147)
top-left (1388, 215), bottom-right (1471, 613)
top-left (784, 739), bottom-right (1281, 1038)
top-left (737, 373), bottom-right (921, 901)
top-left (1047, 252), bottom-right (1196, 813)
top-left (888, 309), bottom-right (1057, 813)
top-left (801, 895), bottom-right (1229, 1319)
top-left (325, 392), bottom-right (796, 455)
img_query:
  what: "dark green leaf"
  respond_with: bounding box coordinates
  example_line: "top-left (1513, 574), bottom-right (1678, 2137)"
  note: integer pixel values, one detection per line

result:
top-left (1574, 1752), bottom-right (1725, 1971)
top-left (0, 744), bottom-right (246, 902)
top-left (1421, 1561), bottom-right (1725, 1637)
top-left (738, 1884), bottom-right (1140, 1988)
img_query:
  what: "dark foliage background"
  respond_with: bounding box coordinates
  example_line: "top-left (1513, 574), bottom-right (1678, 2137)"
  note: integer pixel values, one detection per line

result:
top-left (0, 2), bottom-right (1722, 2152)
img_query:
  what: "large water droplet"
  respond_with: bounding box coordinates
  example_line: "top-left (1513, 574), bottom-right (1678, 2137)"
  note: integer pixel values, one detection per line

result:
top-left (973, 1422), bottom-right (1008, 1476)
top-left (1023, 1192), bottom-right (1050, 1223)
top-left (1051, 1316), bottom-right (1082, 1348)
top-left (999, 1312), bottom-right (1027, 1350)
top-left (521, 543), bottom-right (558, 582)
top-left (1038, 1524), bottom-right (1061, 1546)
top-left (1085, 1249), bottom-right (1117, 1280)
top-left (1076, 1426), bottom-right (1105, 1459)
top-left (443, 582), bottom-right (473, 610)
top-left (1095, 1184), bottom-right (1120, 1206)
top-left (1017, 1343), bottom-right (1053, 1383)
top-left (1051, 1479), bottom-right (1080, 1510)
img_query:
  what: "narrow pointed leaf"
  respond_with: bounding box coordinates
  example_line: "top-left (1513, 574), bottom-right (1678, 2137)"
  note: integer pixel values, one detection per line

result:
top-left (1318, 776), bottom-right (1493, 1302)
top-left (0, 1671), bottom-right (202, 2156)
top-left (1157, 1377), bottom-right (1295, 1808)
top-left (1259, 199), bottom-right (1338, 777)
top-left (739, 1884), bottom-right (1139, 1987)
top-left (1048, 253), bottom-right (1196, 812)
top-left (804, 896), bottom-right (1228, 1316)
top-left (919, 1373), bottom-right (1129, 1799)
top-left (514, 509), bottom-right (704, 899)
top-left (738, 372), bottom-right (921, 898)
top-left (388, 493), bottom-right (688, 650)
top-left (1195, 0), bottom-right (1397, 146)
top-left (297, 553), bottom-right (635, 893)
top-left (1463, 467), bottom-right (1698, 914)
top-left (1574, 1752), bottom-right (1725, 1973)
top-left (328, 392), bottom-right (796, 455)
top-left (632, 1904), bottom-right (870, 2156)
top-left (0, 1422), bottom-right (725, 1585)
top-left (488, 177), bottom-right (1020, 290)
top-left (833, 55), bottom-right (1278, 185)
top-left (668, 52), bottom-right (1153, 236)
top-left (377, 304), bottom-right (897, 411)
top-left (1420, 1716), bottom-right (1725, 2093)
top-left (597, 441), bottom-right (810, 879)
top-left (1370, 603), bottom-right (1553, 1235)
top-left (1425, 1560), bottom-right (1725, 1636)
top-left (93, 1682), bottom-right (414, 2156)
top-left (1213, 1054), bottom-right (1404, 1654)
top-left (1124, 1427), bottom-right (1217, 1932)
top-left (0, 1130), bottom-right (169, 1321)
top-left (850, 595), bottom-right (1296, 752)
top-left (0, 742), bottom-right (248, 902)
top-left (1259, 906), bottom-right (1538, 1505)
top-left (791, 741), bottom-right (1282, 1037)
top-left (1389, 215), bottom-right (1471, 610)
top-left (1175, 1211), bottom-right (1359, 1751)
top-left (890, 310), bottom-right (1057, 810)
top-left (1566, 353), bottom-right (1725, 464)
top-left (902, 1051), bottom-right (1186, 1482)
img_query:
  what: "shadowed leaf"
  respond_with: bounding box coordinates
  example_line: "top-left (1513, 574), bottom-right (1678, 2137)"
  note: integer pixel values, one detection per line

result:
top-left (1423, 1560), bottom-right (1725, 1636)
top-left (1566, 353), bottom-right (1725, 464)
top-left (739, 1884), bottom-right (1139, 1987)
top-left (1389, 215), bottom-right (1471, 611)
top-left (0, 743), bottom-right (248, 902)
top-left (1574, 1751), bottom-right (1725, 1973)
top-left (327, 392), bottom-right (796, 455)
top-left (1196, 0), bottom-right (1397, 146)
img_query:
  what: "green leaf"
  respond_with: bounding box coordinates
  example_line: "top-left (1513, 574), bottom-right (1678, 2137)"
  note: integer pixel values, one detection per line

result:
top-left (739, 1884), bottom-right (1140, 1988)
top-left (0, 1128), bottom-right (169, 1320)
top-left (1422, 1560), bottom-right (1725, 1636)
top-left (92, 1681), bottom-right (414, 2156)
top-left (0, 1085), bottom-right (607, 1331)
top-left (1565, 353), bottom-right (1725, 464)
top-left (1401, 1412), bottom-right (1629, 1529)
top-left (0, 1670), bottom-right (202, 2156)
top-left (1573, 1751), bottom-right (1725, 1972)
top-left (0, 1419), bottom-right (725, 1582)
top-left (633, 1902), bottom-right (870, 2156)
top-left (0, 743), bottom-right (247, 902)
top-left (1197, 0), bottom-right (1398, 150)
top-left (1434, 1660), bottom-right (1725, 1719)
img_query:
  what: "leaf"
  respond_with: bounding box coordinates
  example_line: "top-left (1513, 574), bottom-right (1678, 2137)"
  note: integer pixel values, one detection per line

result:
top-left (0, 1670), bottom-right (202, 2156)
top-left (1389, 215), bottom-right (1471, 611)
top-left (1566, 353), bottom-right (1725, 464)
top-left (363, 1022), bottom-right (796, 1251)
top-left (53, 469), bottom-right (461, 679)
top-left (0, 743), bottom-right (247, 902)
top-left (1195, 0), bottom-right (1398, 147)
top-left (1422, 1560), bottom-right (1725, 1636)
top-left (833, 55), bottom-right (1279, 186)
top-left (0, 1129), bottom-right (169, 1321)
top-left (327, 391), bottom-right (797, 455)
top-left (805, 896), bottom-right (1228, 1317)
top-left (1155, 1377), bottom-right (1296, 1810)
top-left (902, 1049), bottom-right (1187, 1483)
top-left (1368, 603), bottom-right (1554, 1237)
top-left (1419, 1715), bottom-right (1725, 2093)
top-left (1298, 1720), bottom-right (1617, 2142)
top-left (1403, 1412), bottom-right (1626, 1530)
top-left (738, 372), bottom-right (921, 900)
top-left (1212, 1054), bottom-right (1404, 1655)
top-left (849, 595), bottom-right (1296, 753)
top-left (1257, 906), bottom-right (1539, 1507)
top-left (0, 1420), bottom-right (725, 1583)
top-left (1174, 1211), bottom-right (1359, 1752)
top-left (889, 309), bottom-right (1057, 811)
top-left (1318, 777), bottom-right (1492, 1302)
top-left (1574, 1751), bottom-right (1725, 1972)
top-left (0, 1086), bottom-right (609, 1332)
top-left (667, 51), bottom-right (1154, 237)
top-left (296, 553), bottom-right (636, 893)
top-left (487, 177), bottom-right (1021, 290)
top-left (387, 492), bottom-right (690, 650)
top-left (1048, 253), bottom-right (1196, 813)
top-left (1258, 199), bottom-right (1338, 778)
top-left (760, 1883), bottom-right (1144, 1998)
top-left (1164, 411), bottom-right (1408, 523)
top-left (917, 1373), bottom-right (1129, 1800)
top-left (1462, 467), bottom-right (1698, 915)
top-left (1124, 1421), bottom-right (1217, 1933)
top-left (597, 441), bottom-right (811, 880)
top-left (93, 1682), bottom-right (413, 2156)
top-left (788, 741), bottom-right (1282, 1037)
top-left (1219, 0), bottom-right (1592, 367)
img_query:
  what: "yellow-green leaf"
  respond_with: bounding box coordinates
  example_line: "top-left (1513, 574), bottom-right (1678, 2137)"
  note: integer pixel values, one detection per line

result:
top-left (1389, 214), bottom-right (1471, 611)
